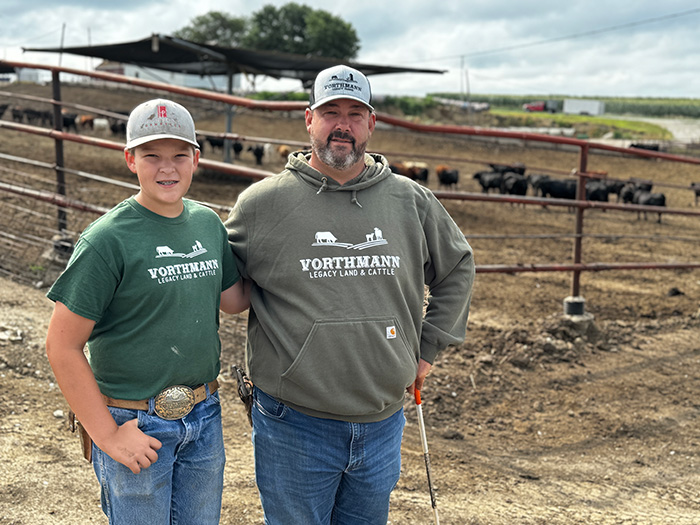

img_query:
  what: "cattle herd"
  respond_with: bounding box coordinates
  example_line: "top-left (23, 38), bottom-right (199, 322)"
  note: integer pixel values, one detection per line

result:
top-left (201, 137), bottom-right (290, 165)
top-left (385, 159), bottom-right (696, 224)
top-left (389, 160), bottom-right (460, 190)
top-left (470, 162), bottom-right (673, 222)
top-left (0, 102), bottom-right (128, 137)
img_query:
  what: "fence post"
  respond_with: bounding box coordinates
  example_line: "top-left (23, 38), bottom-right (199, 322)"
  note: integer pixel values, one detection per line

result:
top-left (565, 144), bottom-right (589, 316)
top-left (222, 68), bottom-right (236, 164)
top-left (51, 70), bottom-right (67, 233)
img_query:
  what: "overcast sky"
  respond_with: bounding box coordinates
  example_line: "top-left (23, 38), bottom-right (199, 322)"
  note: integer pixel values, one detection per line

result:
top-left (2, 1), bottom-right (700, 99)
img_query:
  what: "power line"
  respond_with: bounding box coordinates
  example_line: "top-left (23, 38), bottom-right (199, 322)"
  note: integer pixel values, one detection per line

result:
top-left (428, 8), bottom-right (700, 63)
top-left (2, 27), bottom-right (63, 47)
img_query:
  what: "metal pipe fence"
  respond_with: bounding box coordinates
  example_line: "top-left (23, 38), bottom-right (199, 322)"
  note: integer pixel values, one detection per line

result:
top-left (1, 59), bottom-right (699, 315)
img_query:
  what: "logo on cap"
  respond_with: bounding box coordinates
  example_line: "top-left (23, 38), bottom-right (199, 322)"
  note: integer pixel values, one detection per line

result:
top-left (157, 105), bottom-right (167, 118)
top-left (324, 73), bottom-right (362, 96)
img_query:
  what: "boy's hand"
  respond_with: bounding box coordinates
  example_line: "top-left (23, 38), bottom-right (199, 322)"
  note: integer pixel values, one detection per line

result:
top-left (100, 419), bottom-right (162, 474)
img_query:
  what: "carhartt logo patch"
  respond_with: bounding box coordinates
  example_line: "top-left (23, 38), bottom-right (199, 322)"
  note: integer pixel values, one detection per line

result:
top-left (386, 326), bottom-right (396, 339)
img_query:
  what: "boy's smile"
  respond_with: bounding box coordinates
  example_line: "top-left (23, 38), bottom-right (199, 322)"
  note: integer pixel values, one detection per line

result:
top-left (124, 138), bottom-right (200, 217)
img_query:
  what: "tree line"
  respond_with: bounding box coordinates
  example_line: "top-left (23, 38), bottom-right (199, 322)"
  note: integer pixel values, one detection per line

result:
top-left (173, 3), bottom-right (359, 61)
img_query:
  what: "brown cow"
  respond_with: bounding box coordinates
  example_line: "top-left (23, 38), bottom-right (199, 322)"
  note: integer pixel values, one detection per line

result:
top-left (389, 161), bottom-right (429, 184)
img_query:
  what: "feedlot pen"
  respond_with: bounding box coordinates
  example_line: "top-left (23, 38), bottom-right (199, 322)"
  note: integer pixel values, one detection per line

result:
top-left (2, 60), bottom-right (700, 319)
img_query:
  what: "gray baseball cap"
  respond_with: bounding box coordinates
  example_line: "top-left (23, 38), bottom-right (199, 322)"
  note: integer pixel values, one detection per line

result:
top-left (309, 65), bottom-right (373, 112)
top-left (125, 99), bottom-right (199, 149)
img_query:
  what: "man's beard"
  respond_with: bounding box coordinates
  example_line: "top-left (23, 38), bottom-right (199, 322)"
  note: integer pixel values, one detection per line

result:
top-left (312, 131), bottom-right (367, 171)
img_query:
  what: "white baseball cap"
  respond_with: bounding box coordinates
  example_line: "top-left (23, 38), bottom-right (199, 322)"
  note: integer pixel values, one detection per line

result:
top-left (125, 99), bottom-right (199, 149)
top-left (309, 65), bottom-right (374, 112)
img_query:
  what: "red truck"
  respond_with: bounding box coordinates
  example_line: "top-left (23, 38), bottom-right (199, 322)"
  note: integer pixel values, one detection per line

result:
top-left (522, 100), bottom-right (559, 113)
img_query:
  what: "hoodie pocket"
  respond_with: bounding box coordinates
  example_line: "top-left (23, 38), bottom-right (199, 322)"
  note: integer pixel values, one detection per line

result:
top-left (280, 316), bottom-right (417, 416)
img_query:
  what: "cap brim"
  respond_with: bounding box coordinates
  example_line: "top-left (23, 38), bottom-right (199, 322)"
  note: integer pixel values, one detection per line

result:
top-left (309, 94), bottom-right (374, 112)
top-left (125, 134), bottom-right (200, 150)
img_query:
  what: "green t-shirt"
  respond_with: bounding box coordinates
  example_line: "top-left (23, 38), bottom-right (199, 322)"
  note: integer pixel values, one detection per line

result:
top-left (47, 197), bottom-right (240, 400)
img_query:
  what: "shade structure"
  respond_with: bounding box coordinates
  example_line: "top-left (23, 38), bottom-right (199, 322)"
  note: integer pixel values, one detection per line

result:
top-left (24, 34), bottom-right (445, 87)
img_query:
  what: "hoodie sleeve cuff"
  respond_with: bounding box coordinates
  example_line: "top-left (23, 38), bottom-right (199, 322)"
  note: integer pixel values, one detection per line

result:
top-left (419, 341), bottom-right (440, 365)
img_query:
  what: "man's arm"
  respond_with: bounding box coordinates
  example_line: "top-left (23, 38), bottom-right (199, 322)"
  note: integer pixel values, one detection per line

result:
top-left (45, 301), bottom-right (161, 474)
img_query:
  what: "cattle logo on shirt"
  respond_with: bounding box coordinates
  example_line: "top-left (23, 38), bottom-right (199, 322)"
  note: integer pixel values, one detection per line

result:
top-left (147, 240), bottom-right (219, 284)
top-left (155, 240), bottom-right (207, 259)
top-left (311, 227), bottom-right (387, 250)
top-left (299, 227), bottom-right (400, 279)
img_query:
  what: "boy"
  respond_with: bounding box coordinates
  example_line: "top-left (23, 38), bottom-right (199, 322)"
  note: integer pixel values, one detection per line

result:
top-left (45, 98), bottom-right (249, 524)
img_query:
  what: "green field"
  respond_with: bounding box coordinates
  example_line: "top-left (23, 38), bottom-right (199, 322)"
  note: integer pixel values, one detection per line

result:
top-left (432, 93), bottom-right (700, 118)
top-left (487, 108), bottom-right (673, 140)
top-left (253, 91), bottom-right (694, 139)
top-left (377, 93), bottom-right (699, 139)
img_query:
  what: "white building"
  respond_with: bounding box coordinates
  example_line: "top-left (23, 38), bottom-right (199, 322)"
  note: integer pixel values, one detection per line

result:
top-left (95, 61), bottom-right (239, 92)
top-left (15, 67), bottom-right (41, 83)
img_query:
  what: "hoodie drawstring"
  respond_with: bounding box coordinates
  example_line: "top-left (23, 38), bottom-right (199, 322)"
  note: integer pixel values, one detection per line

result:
top-left (316, 176), bottom-right (363, 208)
top-left (350, 190), bottom-right (363, 208)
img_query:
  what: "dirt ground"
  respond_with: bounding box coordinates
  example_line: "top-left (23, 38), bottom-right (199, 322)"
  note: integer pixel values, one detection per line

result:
top-left (2, 84), bottom-right (700, 524)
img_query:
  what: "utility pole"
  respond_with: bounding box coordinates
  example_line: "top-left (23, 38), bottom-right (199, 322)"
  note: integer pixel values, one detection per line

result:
top-left (59, 23), bottom-right (65, 67)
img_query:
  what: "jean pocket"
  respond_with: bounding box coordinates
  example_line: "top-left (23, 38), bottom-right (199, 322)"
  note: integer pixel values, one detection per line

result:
top-left (207, 390), bottom-right (221, 407)
top-left (253, 387), bottom-right (286, 419)
top-left (107, 406), bottom-right (140, 426)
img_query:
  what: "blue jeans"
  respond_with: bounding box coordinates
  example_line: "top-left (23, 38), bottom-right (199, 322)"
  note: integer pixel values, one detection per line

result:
top-left (92, 390), bottom-right (225, 525)
top-left (252, 387), bottom-right (405, 525)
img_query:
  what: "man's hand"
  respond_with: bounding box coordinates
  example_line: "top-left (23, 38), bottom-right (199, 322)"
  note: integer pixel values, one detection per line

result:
top-left (407, 358), bottom-right (432, 396)
top-left (98, 419), bottom-right (162, 474)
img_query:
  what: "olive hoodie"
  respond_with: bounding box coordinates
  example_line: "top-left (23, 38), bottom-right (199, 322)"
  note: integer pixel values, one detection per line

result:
top-left (226, 151), bottom-right (474, 422)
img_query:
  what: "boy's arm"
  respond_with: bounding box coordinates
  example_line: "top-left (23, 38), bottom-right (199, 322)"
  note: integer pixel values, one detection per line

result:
top-left (46, 301), bottom-right (161, 474)
top-left (220, 278), bottom-right (251, 314)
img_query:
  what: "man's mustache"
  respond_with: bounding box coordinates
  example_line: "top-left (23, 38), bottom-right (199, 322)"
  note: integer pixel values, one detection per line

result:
top-left (327, 131), bottom-right (355, 145)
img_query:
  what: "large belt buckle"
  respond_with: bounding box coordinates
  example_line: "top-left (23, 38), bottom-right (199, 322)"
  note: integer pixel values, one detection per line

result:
top-left (154, 385), bottom-right (195, 420)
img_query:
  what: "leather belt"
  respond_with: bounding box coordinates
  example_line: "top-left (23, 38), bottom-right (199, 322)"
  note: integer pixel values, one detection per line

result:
top-left (103, 380), bottom-right (218, 420)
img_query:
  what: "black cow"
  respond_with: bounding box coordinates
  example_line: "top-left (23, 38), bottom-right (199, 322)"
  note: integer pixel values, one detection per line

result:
top-left (603, 180), bottom-right (626, 202)
top-left (11, 106), bottom-right (24, 122)
top-left (110, 121), bottom-right (126, 136)
top-left (630, 143), bottom-right (660, 151)
top-left (233, 140), bottom-right (243, 158)
top-left (635, 191), bottom-right (666, 223)
top-left (61, 113), bottom-right (78, 133)
top-left (473, 171), bottom-right (503, 194)
top-left (585, 181), bottom-right (611, 202)
top-left (436, 165), bottom-right (459, 190)
top-left (489, 162), bottom-right (526, 175)
top-left (690, 182), bottom-right (700, 206)
top-left (501, 172), bottom-right (528, 196)
top-left (620, 182), bottom-right (653, 204)
top-left (538, 179), bottom-right (576, 200)
top-left (206, 137), bottom-right (225, 150)
top-left (248, 144), bottom-right (265, 165)
top-left (527, 173), bottom-right (551, 196)
top-left (23, 108), bottom-right (42, 125)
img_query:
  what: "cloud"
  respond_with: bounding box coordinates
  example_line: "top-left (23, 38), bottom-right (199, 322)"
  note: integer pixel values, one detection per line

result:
top-left (2, 1), bottom-right (700, 98)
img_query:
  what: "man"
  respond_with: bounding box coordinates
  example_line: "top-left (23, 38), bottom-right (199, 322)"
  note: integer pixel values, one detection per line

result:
top-left (226, 65), bottom-right (475, 524)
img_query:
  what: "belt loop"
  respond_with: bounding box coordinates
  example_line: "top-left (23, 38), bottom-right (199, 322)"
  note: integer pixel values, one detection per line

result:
top-left (148, 397), bottom-right (156, 415)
